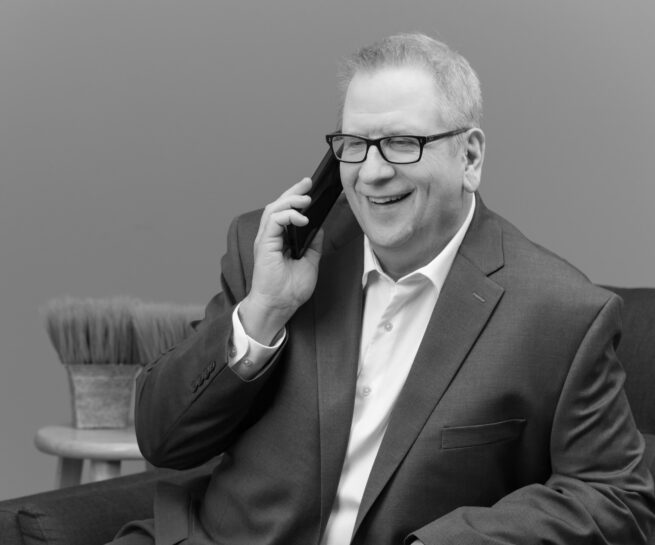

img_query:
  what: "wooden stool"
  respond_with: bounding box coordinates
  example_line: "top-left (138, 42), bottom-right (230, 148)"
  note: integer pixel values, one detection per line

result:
top-left (35, 425), bottom-right (145, 488)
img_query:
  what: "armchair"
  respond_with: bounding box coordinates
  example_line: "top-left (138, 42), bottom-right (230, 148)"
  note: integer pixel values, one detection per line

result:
top-left (1, 286), bottom-right (654, 545)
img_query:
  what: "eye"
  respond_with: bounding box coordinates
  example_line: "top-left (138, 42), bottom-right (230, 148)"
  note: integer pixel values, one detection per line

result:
top-left (343, 137), bottom-right (366, 151)
top-left (386, 137), bottom-right (419, 151)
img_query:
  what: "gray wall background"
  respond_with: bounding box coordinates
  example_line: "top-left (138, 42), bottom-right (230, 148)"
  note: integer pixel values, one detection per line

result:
top-left (1, 1), bottom-right (654, 500)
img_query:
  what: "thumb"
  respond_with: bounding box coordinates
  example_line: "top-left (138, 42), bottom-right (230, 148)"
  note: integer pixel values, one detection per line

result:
top-left (303, 228), bottom-right (325, 267)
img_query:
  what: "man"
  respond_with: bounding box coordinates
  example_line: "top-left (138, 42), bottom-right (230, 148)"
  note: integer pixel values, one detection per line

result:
top-left (115, 33), bottom-right (655, 544)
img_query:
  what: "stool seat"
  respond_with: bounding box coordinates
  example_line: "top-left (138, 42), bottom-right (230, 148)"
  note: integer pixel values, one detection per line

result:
top-left (35, 425), bottom-right (145, 488)
top-left (35, 425), bottom-right (143, 460)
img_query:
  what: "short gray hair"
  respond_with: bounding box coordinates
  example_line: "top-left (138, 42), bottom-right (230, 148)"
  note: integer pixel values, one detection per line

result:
top-left (338, 32), bottom-right (482, 131)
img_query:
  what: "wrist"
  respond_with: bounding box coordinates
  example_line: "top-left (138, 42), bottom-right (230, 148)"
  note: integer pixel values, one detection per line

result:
top-left (238, 295), bottom-right (293, 345)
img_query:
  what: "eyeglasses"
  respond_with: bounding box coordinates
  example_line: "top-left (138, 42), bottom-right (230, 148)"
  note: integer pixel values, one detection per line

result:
top-left (325, 127), bottom-right (470, 164)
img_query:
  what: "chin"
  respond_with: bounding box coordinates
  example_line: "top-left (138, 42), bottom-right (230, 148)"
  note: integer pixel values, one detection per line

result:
top-left (367, 231), bottom-right (413, 253)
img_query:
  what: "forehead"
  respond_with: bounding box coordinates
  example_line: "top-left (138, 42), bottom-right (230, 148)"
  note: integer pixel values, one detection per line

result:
top-left (342, 65), bottom-right (445, 134)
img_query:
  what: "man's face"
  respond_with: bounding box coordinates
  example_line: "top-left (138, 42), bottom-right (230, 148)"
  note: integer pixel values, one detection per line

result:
top-left (339, 65), bottom-right (482, 278)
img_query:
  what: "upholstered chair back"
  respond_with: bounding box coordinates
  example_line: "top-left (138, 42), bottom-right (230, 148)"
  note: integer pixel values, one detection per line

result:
top-left (604, 286), bottom-right (655, 474)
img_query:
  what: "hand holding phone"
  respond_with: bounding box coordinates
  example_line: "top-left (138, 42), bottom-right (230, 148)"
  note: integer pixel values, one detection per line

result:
top-left (286, 149), bottom-right (342, 259)
top-left (239, 149), bottom-right (341, 344)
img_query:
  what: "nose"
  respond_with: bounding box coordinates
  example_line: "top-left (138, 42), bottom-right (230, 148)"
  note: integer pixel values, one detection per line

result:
top-left (357, 145), bottom-right (395, 185)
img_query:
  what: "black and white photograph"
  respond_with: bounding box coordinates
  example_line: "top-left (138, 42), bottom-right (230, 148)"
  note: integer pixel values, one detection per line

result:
top-left (1, 2), bottom-right (654, 544)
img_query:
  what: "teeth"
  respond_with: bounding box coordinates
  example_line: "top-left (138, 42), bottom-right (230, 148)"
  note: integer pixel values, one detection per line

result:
top-left (369, 194), bottom-right (408, 204)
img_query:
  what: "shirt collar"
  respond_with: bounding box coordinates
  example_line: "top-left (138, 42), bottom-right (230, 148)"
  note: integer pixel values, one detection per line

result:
top-left (362, 194), bottom-right (476, 291)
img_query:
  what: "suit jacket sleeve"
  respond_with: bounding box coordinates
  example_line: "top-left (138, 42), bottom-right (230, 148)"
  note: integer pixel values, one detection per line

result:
top-left (409, 295), bottom-right (655, 544)
top-left (134, 213), bottom-right (281, 470)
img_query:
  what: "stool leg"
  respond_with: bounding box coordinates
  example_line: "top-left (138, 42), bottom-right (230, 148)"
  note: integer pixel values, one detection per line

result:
top-left (89, 460), bottom-right (121, 482)
top-left (57, 457), bottom-right (83, 488)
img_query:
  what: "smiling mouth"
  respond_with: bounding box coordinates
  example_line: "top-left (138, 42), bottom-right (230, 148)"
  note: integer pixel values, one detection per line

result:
top-left (368, 192), bottom-right (412, 205)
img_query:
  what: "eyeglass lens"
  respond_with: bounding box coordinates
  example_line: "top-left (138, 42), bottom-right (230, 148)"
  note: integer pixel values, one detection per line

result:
top-left (330, 135), bottom-right (422, 164)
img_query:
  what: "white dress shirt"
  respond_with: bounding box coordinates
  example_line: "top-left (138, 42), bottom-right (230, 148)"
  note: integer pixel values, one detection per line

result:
top-left (229, 196), bottom-right (476, 544)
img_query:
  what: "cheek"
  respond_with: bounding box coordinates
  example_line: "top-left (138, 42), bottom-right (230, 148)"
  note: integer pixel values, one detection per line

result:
top-left (339, 166), bottom-right (358, 194)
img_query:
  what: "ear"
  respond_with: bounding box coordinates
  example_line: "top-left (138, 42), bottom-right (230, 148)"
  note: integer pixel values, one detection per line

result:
top-left (462, 128), bottom-right (485, 193)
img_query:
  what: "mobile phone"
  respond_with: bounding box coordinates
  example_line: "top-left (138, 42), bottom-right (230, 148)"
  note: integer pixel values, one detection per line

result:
top-left (286, 149), bottom-right (342, 259)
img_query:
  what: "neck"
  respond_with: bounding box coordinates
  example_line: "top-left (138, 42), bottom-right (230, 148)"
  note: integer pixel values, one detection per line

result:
top-left (375, 237), bottom-right (451, 281)
top-left (374, 193), bottom-right (474, 281)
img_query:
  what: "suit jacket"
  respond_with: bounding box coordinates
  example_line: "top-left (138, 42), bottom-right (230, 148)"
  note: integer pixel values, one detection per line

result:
top-left (133, 195), bottom-right (655, 545)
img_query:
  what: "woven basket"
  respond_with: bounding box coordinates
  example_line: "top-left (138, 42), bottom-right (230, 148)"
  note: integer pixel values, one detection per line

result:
top-left (65, 364), bottom-right (140, 428)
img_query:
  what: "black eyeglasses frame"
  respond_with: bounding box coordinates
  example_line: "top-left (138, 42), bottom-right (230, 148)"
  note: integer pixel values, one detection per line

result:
top-left (325, 127), bottom-right (471, 164)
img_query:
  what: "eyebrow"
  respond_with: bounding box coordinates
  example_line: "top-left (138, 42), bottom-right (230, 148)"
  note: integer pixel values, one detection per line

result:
top-left (342, 126), bottom-right (427, 137)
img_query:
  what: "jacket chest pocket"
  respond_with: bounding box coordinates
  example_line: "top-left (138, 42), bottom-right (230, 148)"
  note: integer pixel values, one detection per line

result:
top-left (441, 418), bottom-right (526, 450)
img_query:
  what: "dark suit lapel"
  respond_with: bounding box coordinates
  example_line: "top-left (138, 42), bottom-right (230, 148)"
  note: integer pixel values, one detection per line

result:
top-left (353, 197), bottom-right (506, 533)
top-left (313, 212), bottom-right (364, 536)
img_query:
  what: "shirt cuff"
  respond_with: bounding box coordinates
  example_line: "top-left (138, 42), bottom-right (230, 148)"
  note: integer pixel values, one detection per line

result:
top-left (228, 302), bottom-right (286, 380)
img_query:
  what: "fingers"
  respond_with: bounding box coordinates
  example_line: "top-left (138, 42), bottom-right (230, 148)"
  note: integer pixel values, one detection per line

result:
top-left (267, 193), bottom-right (311, 216)
top-left (303, 228), bottom-right (325, 266)
top-left (267, 178), bottom-right (312, 215)
top-left (271, 208), bottom-right (309, 229)
top-left (257, 178), bottom-right (313, 240)
top-left (248, 179), bottom-right (323, 317)
top-left (280, 177), bottom-right (312, 199)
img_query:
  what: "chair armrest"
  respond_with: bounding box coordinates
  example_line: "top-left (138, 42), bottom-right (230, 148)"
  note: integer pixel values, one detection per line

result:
top-left (0, 461), bottom-right (216, 545)
top-left (644, 433), bottom-right (655, 478)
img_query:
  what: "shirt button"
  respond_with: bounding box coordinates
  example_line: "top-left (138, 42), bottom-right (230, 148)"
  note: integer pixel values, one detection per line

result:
top-left (362, 386), bottom-right (372, 396)
top-left (383, 321), bottom-right (393, 331)
top-left (242, 358), bottom-right (253, 368)
top-left (229, 346), bottom-right (237, 358)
